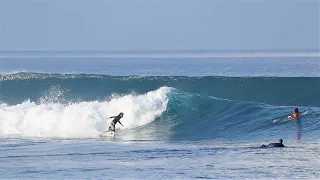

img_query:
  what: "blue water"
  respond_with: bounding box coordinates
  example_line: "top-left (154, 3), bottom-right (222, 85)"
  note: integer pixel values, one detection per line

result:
top-left (0, 53), bottom-right (319, 179)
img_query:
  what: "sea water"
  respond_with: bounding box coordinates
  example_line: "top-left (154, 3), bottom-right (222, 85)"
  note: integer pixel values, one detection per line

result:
top-left (0, 52), bottom-right (319, 179)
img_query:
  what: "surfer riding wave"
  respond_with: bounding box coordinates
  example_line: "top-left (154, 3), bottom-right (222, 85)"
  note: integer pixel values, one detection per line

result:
top-left (105, 112), bottom-right (124, 132)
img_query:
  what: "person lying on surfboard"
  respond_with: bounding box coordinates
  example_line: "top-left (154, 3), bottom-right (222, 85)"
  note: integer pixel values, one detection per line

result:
top-left (261, 139), bottom-right (285, 148)
top-left (105, 112), bottom-right (124, 132)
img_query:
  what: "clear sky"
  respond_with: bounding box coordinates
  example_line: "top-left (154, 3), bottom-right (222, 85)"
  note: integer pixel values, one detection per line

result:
top-left (0, 0), bottom-right (319, 51)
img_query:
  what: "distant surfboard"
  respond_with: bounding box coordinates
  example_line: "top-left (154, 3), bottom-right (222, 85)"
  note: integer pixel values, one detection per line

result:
top-left (273, 110), bottom-right (308, 123)
top-left (99, 131), bottom-right (115, 137)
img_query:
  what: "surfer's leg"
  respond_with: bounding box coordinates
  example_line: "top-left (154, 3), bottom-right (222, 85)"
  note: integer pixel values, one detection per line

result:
top-left (108, 122), bottom-right (115, 131)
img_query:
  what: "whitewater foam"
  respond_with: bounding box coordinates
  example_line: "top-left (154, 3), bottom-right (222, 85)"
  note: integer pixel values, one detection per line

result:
top-left (0, 87), bottom-right (171, 138)
top-left (0, 72), bottom-right (105, 81)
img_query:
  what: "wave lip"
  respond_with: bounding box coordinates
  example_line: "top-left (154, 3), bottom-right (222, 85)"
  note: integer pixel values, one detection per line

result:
top-left (1, 74), bottom-right (319, 108)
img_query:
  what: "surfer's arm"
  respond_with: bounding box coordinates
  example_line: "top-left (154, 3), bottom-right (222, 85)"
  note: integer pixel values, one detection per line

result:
top-left (109, 116), bottom-right (116, 119)
top-left (285, 116), bottom-right (292, 120)
top-left (118, 120), bottom-right (123, 126)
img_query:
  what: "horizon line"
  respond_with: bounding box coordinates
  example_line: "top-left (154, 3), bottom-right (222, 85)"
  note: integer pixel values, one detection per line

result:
top-left (0, 50), bottom-right (319, 58)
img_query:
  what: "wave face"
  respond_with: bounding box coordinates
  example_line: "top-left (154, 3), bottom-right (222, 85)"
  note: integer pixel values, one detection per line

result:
top-left (0, 73), bottom-right (319, 141)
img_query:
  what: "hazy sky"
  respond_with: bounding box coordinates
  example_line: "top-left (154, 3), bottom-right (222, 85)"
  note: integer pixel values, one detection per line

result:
top-left (0, 0), bottom-right (319, 51)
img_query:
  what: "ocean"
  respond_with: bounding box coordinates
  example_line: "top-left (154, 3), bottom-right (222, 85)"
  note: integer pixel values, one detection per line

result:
top-left (0, 52), bottom-right (319, 179)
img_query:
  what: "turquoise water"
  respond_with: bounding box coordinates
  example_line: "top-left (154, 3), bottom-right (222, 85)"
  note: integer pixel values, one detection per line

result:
top-left (0, 54), bottom-right (319, 179)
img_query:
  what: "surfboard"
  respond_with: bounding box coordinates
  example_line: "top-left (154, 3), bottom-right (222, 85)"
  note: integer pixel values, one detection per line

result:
top-left (284, 110), bottom-right (308, 121)
top-left (273, 110), bottom-right (308, 123)
top-left (99, 131), bottom-right (115, 137)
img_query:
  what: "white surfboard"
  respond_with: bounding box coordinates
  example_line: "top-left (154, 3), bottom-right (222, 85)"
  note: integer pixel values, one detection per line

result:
top-left (99, 131), bottom-right (115, 137)
top-left (273, 110), bottom-right (308, 123)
